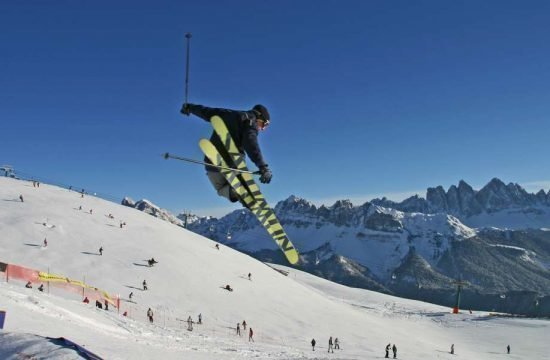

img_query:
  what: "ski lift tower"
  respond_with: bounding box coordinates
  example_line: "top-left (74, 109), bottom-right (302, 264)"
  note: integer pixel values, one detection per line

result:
top-left (181, 210), bottom-right (191, 229)
top-left (452, 279), bottom-right (469, 314)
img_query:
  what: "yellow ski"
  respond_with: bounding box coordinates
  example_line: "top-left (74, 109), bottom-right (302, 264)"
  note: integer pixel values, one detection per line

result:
top-left (199, 117), bottom-right (300, 265)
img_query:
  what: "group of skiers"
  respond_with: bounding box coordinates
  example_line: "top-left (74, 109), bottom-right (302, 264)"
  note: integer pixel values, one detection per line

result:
top-left (307, 339), bottom-right (512, 356)
top-left (310, 337), bottom-right (341, 352)
top-left (143, 308), bottom-right (203, 330)
top-left (25, 281), bottom-right (44, 292)
top-left (385, 343), bottom-right (397, 358)
top-left (94, 299), bottom-right (109, 310)
top-left (235, 320), bottom-right (254, 342)
top-left (80, 296), bottom-right (112, 312)
top-left (185, 313), bottom-right (202, 331)
top-left (74, 195), bottom-right (126, 228)
top-left (327, 336), bottom-right (340, 352)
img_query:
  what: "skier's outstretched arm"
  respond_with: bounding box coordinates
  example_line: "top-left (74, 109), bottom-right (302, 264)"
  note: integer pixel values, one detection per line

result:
top-left (181, 103), bottom-right (232, 122)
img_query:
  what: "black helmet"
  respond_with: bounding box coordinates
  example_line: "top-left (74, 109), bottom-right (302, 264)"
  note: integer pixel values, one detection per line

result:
top-left (252, 104), bottom-right (270, 123)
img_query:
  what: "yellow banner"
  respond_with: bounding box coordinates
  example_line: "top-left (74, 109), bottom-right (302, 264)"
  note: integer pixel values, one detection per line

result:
top-left (38, 271), bottom-right (114, 303)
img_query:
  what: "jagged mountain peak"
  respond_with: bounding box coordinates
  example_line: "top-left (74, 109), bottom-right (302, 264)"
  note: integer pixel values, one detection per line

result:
top-left (283, 195), bottom-right (306, 204)
top-left (476, 179), bottom-right (534, 211)
top-left (121, 196), bottom-right (135, 207)
top-left (423, 178), bottom-right (549, 218)
top-left (370, 197), bottom-right (397, 209)
top-left (331, 199), bottom-right (354, 209)
top-left (487, 177), bottom-right (506, 188)
top-left (121, 197), bottom-right (184, 227)
top-left (457, 179), bottom-right (474, 192)
top-left (275, 195), bottom-right (316, 214)
top-left (279, 195), bottom-right (310, 207)
top-left (135, 198), bottom-right (155, 207)
top-left (480, 178), bottom-right (527, 196)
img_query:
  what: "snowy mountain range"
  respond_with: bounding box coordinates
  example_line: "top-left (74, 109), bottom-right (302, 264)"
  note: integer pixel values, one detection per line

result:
top-left (124, 178), bottom-right (550, 316)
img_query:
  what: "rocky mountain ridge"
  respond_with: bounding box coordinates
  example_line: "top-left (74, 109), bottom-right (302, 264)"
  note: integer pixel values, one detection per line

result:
top-left (372, 178), bottom-right (550, 218)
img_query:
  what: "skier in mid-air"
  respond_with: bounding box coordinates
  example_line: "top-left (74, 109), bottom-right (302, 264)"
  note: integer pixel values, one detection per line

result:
top-left (181, 103), bottom-right (272, 205)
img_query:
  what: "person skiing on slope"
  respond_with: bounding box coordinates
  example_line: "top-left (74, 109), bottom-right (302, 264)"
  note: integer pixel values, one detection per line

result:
top-left (147, 308), bottom-right (154, 323)
top-left (181, 103), bottom-right (273, 206)
top-left (311, 338), bottom-right (316, 351)
top-left (328, 336), bottom-right (334, 353)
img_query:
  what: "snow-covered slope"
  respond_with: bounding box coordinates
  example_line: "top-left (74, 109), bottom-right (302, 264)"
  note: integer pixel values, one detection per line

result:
top-left (1, 177), bottom-right (548, 359)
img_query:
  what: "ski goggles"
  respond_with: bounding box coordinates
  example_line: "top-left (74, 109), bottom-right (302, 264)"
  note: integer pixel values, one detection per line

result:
top-left (258, 119), bottom-right (270, 130)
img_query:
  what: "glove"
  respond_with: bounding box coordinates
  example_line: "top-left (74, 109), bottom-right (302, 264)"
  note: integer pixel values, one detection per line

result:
top-left (180, 103), bottom-right (192, 116)
top-left (259, 165), bottom-right (272, 184)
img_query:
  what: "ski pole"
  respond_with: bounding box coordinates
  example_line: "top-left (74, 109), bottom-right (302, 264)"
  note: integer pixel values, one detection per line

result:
top-left (184, 33), bottom-right (192, 104)
top-left (163, 153), bottom-right (261, 175)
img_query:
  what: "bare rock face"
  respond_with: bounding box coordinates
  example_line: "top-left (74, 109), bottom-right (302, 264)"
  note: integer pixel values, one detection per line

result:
top-left (426, 178), bottom-right (543, 217)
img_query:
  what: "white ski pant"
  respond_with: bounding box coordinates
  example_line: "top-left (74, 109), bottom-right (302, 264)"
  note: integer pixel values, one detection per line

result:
top-left (207, 171), bottom-right (234, 202)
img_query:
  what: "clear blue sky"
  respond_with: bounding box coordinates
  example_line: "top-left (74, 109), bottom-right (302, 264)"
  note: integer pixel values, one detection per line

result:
top-left (2, 0), bottom-right (549, 216)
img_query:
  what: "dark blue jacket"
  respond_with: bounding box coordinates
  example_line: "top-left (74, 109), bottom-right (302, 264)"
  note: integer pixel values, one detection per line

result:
top-left (188, 104), bottom-right (267, 170)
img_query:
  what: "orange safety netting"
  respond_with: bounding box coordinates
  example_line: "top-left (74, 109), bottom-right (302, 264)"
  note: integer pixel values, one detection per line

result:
top-left (6, 263), bottom-right (40, 282)
top-left (2, 262), bottom-right (117, 307)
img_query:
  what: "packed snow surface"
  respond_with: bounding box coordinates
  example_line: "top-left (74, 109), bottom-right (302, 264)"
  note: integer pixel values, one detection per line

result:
top-left (0, 177), bottom-right (548, 359)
